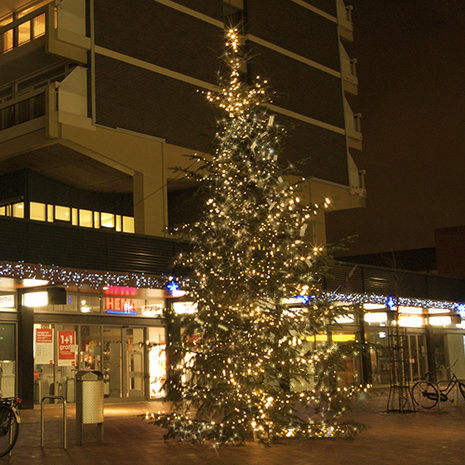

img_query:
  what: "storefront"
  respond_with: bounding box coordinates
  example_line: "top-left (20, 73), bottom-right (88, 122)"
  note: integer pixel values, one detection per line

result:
top-left (0, 282), bottom-right (170, 406)
top-left (1, 277), bottom-right (465, 405)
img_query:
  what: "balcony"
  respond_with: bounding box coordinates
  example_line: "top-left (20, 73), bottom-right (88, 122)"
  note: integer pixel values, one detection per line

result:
top-left (0, 1), bottom-right (88, 65)
top-left (344, 98), bottom-right (362, 151)
top-left (340, 43), bottom-right (358, 95)
top-left (336, 0), bottom-right (354, 42)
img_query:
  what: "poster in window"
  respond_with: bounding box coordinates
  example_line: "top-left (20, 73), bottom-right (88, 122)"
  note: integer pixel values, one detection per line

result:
top-left (58, 330), bottom-right (77, 366)
top-left (35, 328), bottom-right (54, 365)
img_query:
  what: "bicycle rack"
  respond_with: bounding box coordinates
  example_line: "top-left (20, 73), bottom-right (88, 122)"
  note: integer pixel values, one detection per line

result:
top-left (40, 395), bottom-right (67, 450)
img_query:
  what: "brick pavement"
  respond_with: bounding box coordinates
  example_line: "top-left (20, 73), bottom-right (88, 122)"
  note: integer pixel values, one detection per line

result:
top-left (3, 393), bottom-right (465, 465)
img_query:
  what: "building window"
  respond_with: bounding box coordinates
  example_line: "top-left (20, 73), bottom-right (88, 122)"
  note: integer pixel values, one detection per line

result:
top-left (72, 208), bottom-right (78, 225)
top-left (101, 212), bottom-right (114, 229)
top-left (79, 209), bottom-right (92, 228)
top-left (12, 202), bottom-right (24, 218)
top-left (0, 29), bottom-right (13, 53)
top-left (55, 205), bottom-right (71, 222)
top-left (17, 20), bottom-right (31, 46)
top-left (123, 216), bottom-right (135, 233)
top-left (94, 211), bottom-right (100, 228)
top-left (32, 13), bottom-right (46, 38)
top-left (79, 296), bottom-right (101, 313)
top-left (30, 201), bottom-right (46, 221)
top-left (47, 204), bottom-right (53, 222)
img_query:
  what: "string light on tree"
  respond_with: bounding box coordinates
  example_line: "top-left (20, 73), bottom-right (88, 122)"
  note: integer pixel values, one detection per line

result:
top-left (150, 27), bottom-right (365, 446)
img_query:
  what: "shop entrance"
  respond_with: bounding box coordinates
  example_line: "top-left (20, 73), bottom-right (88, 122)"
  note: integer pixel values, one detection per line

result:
top-left (34, 324), bottom-right (164, 403)
top-left (407, 333), bottom-right (428, 382)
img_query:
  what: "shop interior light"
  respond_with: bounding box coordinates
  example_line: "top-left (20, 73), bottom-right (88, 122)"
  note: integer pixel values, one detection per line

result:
top-left (398, 315), bottom-right (424, 328)
top-left (364, 312), bottom-right (388, 324)
top-left (335, 314), bottom-right (354, 324)
top-left (23, 291), bottom-right (48, 307)
top-left (173, 301), bottom-right (197, 314)
top-left (429, 316), bottom-right (452, 326)
top-left (398, 306), bottom-right (423, 314)
top-left (363, 303), bottom-right (387, 310)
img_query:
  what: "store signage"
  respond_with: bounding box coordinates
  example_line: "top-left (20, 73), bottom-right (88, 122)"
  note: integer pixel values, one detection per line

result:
top-left (104, 286), bottom-right (138, 315)
top-left (58, 330), bottom-right (77, 366)
top-left (0, 295), bottom-right (14, 308)
top-left (142, 304), bottom-right (164, 317)
top-left (35, 328), bottom-right (54, 364)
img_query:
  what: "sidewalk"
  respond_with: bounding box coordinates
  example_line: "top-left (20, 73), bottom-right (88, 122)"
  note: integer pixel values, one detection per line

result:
top-left (5, 394), bottom-right (465, 465)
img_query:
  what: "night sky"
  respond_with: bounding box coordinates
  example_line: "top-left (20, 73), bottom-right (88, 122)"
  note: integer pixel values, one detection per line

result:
top-left (326, 0), bottom-right (465, 256)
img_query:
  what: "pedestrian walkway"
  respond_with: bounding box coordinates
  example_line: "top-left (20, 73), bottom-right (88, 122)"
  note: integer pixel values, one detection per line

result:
top-left (5, 393), bottom-right (465, 465)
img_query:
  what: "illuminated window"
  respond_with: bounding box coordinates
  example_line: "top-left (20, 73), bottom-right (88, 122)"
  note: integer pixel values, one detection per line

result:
top-left (79, 296), bottom-right (101, 313)
top-left (79, 209), bottom-right (93, 228)
top-left (47, 204), bottom-right (54, 222)
top-left (55, 205), bottom-right (70, 222)
top-left (101, 212), bottom-right (114, 228)
top-left (0, 206), bottom-right (5, 216)
top-left (30, 201), bottom-right (46, 221)
top-left (1, 29), bottom-right (13, 53)
top-left (18, 21), bottom-right (31, 46)
top-left (12, 202), bottom-right (24, 218)
top-left (32, 13), bottom-right (46, 38)
top-left (116, 215), bottom-right (122, 232)
top-left (94, 211), bottom-right (100, 228)
top-left (123, 216), bottom-right (135, 233)
top-left (72, 208), bottom-right (78, 225)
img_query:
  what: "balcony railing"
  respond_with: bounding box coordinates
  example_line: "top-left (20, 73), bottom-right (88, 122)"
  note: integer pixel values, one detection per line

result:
top-left (0, 90), bottom-right (45, 130)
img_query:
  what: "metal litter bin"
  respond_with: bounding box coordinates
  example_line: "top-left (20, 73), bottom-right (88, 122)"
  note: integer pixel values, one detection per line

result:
top-left (75, 370), bottom-right (104, 444)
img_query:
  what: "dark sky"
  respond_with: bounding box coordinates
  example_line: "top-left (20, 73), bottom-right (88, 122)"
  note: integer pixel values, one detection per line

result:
top-left (326, 0), bottom-right (465, 255)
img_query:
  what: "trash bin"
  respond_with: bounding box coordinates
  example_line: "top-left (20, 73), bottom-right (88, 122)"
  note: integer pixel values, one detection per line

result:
top-left (75, 370), bottom-right (104, 444)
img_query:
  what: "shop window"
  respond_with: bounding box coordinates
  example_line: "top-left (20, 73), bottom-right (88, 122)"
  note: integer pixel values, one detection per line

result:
top-left (0, 324), bottom-right (16, 397)
top-left (12, 202), bottom-right (24, 218)
top-left (123, 216), bottom-right (134, 233)
top-left (55, 205), bottom-right (71, 222)
top-left (39, 293), bottom-right (78, 313)
top-left (147, 327), bottom-right (166, 398)
top-left (32, 13), bottom-right (46, 38)
top-left (101, 212), bottom-right (114, 228)
top-left (30, 201), bottom-right (46, 221)
top-left (79, 295), bottom-right (101, 313)
top-left (80, 325), bottom-right (102, 371)
top-left (18, 20), bottom-right (31, 46)
top-left (79, 209), bottom-right (93, 228)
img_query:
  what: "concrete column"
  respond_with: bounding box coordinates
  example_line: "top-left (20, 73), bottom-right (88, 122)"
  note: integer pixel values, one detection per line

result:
top-left (133, 168), bottom-right (168, 237)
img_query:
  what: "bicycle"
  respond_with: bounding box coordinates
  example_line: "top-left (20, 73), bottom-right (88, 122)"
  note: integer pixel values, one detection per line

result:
top-left (411, 372), bottom-right (465, 409)
top-left (0, 397), bottom-right (21, 457)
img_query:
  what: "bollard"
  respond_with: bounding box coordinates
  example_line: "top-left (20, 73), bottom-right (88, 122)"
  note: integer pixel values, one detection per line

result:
top-left (41, 395), bottom-right (67, 449)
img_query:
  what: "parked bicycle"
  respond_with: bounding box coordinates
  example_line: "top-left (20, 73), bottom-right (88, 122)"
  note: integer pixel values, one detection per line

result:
top-left (411, 372), bottom-right (465, 409)
top-left (0, 397), bottom-right (21, 457)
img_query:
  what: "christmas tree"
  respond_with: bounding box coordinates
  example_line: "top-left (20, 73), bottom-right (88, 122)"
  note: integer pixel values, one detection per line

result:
top-left (151, 28), bottom-right (363, 446)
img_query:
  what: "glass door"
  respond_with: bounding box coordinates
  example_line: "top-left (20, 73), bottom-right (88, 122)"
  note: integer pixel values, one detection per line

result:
top-left (103, 327), bottom-right (122, 399)
top-left (125, 328), bottom-right (145, 398)
top-left (408, 333), bottom-right (428, 381)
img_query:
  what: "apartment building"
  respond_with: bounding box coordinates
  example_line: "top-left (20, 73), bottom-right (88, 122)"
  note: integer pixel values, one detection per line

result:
top-left (0, 0), bottom-right (463, 409)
